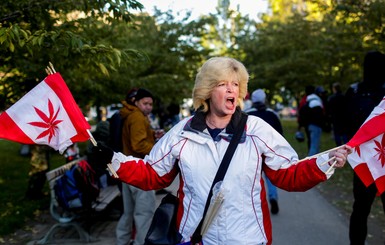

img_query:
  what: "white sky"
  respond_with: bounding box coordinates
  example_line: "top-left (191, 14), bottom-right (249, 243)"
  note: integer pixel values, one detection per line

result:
top-left (138, 0), bottom-right (269, 22)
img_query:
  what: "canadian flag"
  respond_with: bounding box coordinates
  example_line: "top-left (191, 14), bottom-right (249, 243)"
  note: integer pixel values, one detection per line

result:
top-left (347, 97), bottom-right (385, 194)
top-left (0, 73), bottom-right (91, 153)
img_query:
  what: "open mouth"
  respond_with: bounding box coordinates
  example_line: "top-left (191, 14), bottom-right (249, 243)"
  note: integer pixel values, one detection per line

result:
top-left (226, 97), bottom-right (236, 109)
top-left (227, 97), bottom-right (235, 104)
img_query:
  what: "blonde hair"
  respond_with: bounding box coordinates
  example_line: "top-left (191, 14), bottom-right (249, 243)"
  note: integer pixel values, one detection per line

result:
top-left (192, 57), bottom-right (249, 112)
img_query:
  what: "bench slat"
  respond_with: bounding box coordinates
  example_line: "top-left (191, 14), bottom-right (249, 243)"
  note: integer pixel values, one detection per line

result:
top-left (93, 185), bottom-right (121, 212)
top-left (46, 157), bottom-right (86, 182)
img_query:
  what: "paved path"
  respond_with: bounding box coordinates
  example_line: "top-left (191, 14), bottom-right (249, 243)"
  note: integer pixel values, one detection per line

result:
top-left (271, 188), bottom-right (350, 245)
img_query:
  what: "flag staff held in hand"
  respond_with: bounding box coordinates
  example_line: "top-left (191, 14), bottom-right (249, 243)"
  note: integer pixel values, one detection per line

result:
top-left (86, 130), bottom-right (119, 178)
top-left (44, 62), bottom-right (119, 178)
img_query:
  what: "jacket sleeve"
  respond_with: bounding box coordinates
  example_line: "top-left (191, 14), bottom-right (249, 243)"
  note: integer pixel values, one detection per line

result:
top-left (252, 117), bottom-right (330, 191)
top-left (111, 125), bottom-right (182, 190)
top-left (115, 156), bottom-right (179, 190)
top-left (263, 158), bottom-right (327, 192)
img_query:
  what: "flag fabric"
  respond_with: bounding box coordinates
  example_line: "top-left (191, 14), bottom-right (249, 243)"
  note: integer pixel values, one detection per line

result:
top-left (0, 73), bottom-right (91, 153)
top-left (347, 96), bottom-right (385, 194)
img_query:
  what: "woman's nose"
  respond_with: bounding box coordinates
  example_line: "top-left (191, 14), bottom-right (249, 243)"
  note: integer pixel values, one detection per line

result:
top-left (227, 84), bottom-right (235, 92)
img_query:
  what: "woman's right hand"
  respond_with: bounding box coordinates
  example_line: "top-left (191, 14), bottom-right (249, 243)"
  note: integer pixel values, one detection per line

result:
top-left (92, 141), bottom-right (114, 166)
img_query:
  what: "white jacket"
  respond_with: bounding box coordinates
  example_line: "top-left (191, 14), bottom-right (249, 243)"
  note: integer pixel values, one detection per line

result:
top-left (111, 108), bottom-right (334, 245)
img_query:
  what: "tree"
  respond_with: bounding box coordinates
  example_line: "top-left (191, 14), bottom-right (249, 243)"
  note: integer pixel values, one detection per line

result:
top-left (237, 0), bottom-right (385, 105)
top-left (0, 0), bottom-right (145, 110)
top-left (77, 9), bottom-right (213, 112)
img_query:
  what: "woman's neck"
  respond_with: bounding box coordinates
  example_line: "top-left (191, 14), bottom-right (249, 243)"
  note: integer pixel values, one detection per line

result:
top-left (205, 114), bottom-right (231, 129)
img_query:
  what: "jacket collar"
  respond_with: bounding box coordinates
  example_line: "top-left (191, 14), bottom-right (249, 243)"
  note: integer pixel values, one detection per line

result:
top-left (188, 107), bottom-right (244, 134)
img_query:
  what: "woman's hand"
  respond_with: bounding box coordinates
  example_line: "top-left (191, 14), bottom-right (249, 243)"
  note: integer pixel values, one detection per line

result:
top-left (155, 129), bottom-right (165, 140)
top-left (328, 145), bottom-right (353, 168)
top-left (91, 141), bottom-right (114, 166)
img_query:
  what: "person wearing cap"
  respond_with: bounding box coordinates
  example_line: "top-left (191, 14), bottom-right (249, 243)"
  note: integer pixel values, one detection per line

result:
top-left (245, 89), bottom-right (283, 214)
top-left (116, 88), bottom-right (162, 245)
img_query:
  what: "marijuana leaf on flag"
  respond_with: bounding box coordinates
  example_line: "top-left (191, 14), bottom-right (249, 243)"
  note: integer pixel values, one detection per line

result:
top-left (0, 73), bottom-right (90, 153)
top-left (347, 96), bottom-right (385, 194)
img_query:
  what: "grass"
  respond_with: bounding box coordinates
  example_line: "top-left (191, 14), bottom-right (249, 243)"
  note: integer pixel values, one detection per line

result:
top-left (0, 119), bottom-right (383, 241)
top-left (0, 140), bottom-right (88, 238)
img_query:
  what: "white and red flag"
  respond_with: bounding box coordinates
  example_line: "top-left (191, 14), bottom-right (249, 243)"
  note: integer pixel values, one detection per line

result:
top-left (347, 96), bottom-right (385, 194)
top-left (0, 73), bottom-right (91, 153)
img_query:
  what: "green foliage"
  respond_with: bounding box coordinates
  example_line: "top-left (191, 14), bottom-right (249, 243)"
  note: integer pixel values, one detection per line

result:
top-left (238, 0), bottom-right (385, 102)
top-left (0, 1), bottom-right (215, 114)
top-left (0, 0), bottom-right (145, 110)
top-left (88, 10), bottom-right (212, 108)
top-left (2, 0), bottom-right (385, 113)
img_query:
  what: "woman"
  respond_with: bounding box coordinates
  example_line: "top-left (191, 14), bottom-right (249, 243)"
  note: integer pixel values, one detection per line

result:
top-left (94, 57), bottom-right (351, 245)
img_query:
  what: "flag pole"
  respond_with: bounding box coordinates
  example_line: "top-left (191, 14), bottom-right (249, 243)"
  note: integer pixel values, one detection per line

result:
top-left (297, 145), bottom-right (342, 164)
top-left (86, 129), bottom-right (119, 178)
top-left (326, 160), bottom-right (337, 175)
top-left (44, 62), bottom-right (118, 178)
top-left (297, 145), bottom-right (344, 175)
top-left (45, 64), bottom-right (54, 75)
top-left (49, 62), bottom-right (56, 73)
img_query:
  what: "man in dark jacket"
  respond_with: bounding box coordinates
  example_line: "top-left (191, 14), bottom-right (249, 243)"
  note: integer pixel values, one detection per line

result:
top-left (327, 82), bottom-right (349, 146)
top-left (346, 51), bottom-right (385, 245)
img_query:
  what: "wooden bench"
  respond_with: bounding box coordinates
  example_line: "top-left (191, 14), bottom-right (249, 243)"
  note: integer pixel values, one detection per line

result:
top-left (36, 157), bottom-right (121, 244)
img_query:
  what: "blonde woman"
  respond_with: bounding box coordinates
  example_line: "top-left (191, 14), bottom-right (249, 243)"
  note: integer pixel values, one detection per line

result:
top-left (94, 57), bottom-right (351, 245)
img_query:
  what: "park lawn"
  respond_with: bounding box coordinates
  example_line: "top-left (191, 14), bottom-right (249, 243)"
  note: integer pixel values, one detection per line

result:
top-left (0, 140), bottom-right (87, 237)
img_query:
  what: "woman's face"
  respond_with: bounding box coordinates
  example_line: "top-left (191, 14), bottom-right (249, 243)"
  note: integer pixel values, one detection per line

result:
top-left (135, 97), bottom-right (153, 116)
top-left (209, 75), bottom-right (239, 117)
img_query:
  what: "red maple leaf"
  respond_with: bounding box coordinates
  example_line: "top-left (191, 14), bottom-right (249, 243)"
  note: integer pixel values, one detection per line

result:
top-left (354, 145), bottom-right (361, 157)
top-left (373, 134), bottom-right (385, 167)
top-left (28, 99), bottom-right (63, 143)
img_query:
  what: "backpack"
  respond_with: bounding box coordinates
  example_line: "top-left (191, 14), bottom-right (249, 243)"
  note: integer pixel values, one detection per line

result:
top-left (298, 95), bottom-right (326, 129)
top-left (54, 160), bottom-right (100, 210)
top-left (108, 111), bottom-right (124, 152)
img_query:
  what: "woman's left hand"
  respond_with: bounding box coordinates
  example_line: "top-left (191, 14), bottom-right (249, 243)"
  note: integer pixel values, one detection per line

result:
top-left (328, 145), bottom-right (353, 168)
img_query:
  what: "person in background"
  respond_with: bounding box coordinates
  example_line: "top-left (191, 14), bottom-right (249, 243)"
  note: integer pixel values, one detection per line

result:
top-left (345, 51), bottom-right (385, 245)
top-left (243, 92), bottom-right (252, 111)
top-left (245, 88), bottom-right (283, 214)
top-left (298, 85), bottom-right (326, 156)
top-left (87, 106), bottom-right (111, 156)
top-left (297, 85), bottom-right (315, 150)
top-left (93, 57), bottom-right (351, 245)
top-left (315, 86), bottom-right (331, 133)
top-left (63, 143), bottom-right (80, 163)
top-left (163, 103), bottom-right (181, 131)
top-left (87, 106), bottom-right (113, 186)
top-left (327, 82), bottom-right (349, 146)
top-left (116, 88), bottom-right (163, 245)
